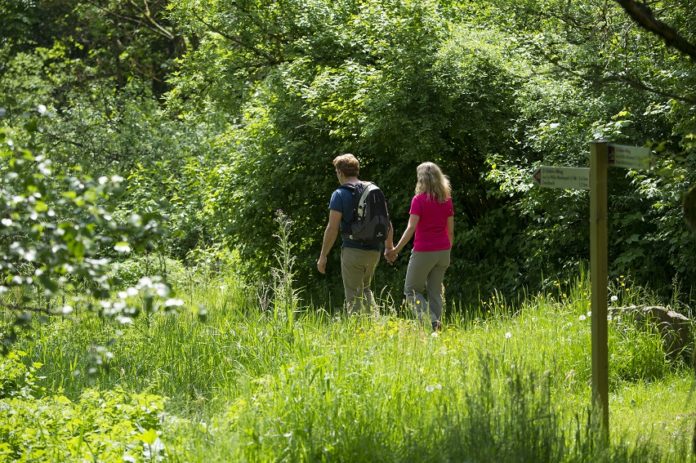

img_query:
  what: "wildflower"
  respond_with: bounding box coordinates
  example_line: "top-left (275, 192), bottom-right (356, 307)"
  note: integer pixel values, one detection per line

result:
top-left (579, 315), bottom-right (586, 321)
top-left (164, 298), bottom-right (184, 308)
top-left (114, 242), bottom-right (131, 253)
top-left (505, 332), bottom-right (512, 339)
top-left (610, 295), bottom-right (618, 302)
top-left (425, 384), bottom-right (442, 393)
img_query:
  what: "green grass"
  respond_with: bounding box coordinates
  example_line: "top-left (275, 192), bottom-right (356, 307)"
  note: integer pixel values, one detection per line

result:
top-left (8, 270), bottom-right (696, 462)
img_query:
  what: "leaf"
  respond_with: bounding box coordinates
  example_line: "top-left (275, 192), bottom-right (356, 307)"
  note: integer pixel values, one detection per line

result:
top-left (137, 428), bottom-right (158, 445)
top-left (34, 201), bottom-right (48, 212)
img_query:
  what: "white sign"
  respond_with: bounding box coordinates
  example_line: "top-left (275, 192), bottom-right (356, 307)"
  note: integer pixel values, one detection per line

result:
top-left (608, 144), bottom-right (651, 170)
top-left (532, 166), bottom-right (590, 190)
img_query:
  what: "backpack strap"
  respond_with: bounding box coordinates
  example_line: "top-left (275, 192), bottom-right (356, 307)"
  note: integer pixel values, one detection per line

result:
top-left (338, 182), bottom-right (365, 238)
top-left (355, 182), bottom-right (376, 218)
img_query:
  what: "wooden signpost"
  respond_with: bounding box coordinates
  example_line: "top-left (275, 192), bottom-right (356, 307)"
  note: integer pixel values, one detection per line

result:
top-left (590, 141), bottom-right (609, 437)
top-left (608, 143), bottom-right (651, 170)
top-left (532, 166), bottom-right (589, 190)
top-left (532, 141), bottom-right (652, 441)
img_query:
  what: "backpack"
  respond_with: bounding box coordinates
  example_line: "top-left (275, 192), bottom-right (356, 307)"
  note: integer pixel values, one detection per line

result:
top-left (340, 182), bottom-right (390, 245)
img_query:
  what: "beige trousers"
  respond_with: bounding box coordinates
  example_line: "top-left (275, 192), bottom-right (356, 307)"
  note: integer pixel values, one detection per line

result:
top-left (404, 249), bottom-right (450, 323)
top-left (341, 247), bottom-right (381, 314)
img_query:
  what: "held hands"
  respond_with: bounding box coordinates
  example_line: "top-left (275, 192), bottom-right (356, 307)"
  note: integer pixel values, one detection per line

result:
top-left (384, 247), bottom-right (398, 264)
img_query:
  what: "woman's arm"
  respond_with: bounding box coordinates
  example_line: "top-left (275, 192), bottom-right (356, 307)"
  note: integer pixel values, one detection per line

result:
top-left (447, 215), bottom-right (454, 247)
top-left (393, 214), bottom-right (420, 254)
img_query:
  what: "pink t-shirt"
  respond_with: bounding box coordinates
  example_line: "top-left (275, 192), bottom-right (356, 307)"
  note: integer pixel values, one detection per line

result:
top-left (410, 193), bottom-right (454, 252)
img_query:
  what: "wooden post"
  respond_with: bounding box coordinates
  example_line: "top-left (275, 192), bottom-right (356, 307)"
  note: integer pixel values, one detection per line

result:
top-left (590, 141), bottom-right (609, 439)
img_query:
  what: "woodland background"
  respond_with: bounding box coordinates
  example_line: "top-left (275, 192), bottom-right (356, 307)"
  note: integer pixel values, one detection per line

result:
top-left (2, 0), bottom-right (696, 311)
top-left (3, 2), bottom-right (696, 462)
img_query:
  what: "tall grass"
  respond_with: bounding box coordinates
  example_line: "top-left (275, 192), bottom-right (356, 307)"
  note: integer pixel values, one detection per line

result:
top-left (11, 233), bottom-right (695, 461)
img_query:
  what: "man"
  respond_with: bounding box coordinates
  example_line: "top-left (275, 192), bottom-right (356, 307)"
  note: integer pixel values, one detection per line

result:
top-left (317, 153), bottom-right (393, 314)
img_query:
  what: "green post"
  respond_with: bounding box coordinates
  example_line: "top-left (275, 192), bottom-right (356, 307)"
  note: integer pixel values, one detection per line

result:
top-left (590, 140), bottom-right (609, 439)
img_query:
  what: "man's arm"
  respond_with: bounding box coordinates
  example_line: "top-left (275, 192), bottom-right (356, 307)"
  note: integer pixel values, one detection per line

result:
top-left (317, 210), bottom-right (342, 274)
top-left (385, 221), bottom-right (394, 249)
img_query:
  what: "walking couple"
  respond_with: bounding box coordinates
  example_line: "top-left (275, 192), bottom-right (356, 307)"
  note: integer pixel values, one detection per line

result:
top-left (317, 154), bottom-right (454, 331)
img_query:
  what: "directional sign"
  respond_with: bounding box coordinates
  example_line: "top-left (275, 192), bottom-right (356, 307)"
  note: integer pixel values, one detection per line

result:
top-left (532, 166), bottom-right (590, 190)
top-left (607, 144), bottom-right (651, 170)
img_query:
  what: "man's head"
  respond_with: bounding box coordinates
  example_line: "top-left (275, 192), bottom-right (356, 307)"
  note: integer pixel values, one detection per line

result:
top-left (333, 153), bottom-right (360, 180)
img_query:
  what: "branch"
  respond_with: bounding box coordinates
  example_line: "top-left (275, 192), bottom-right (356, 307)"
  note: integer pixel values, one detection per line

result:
top-left (613, 0), bottom-right (696, 62)
top-left (141, 0), bottom-right (175, 40)
top-left (191, 11), bottom-right (286, 67)
top-left (530, 41), bottom-right (696, 104)
top-left (3, 304), bottom-right (53, 316)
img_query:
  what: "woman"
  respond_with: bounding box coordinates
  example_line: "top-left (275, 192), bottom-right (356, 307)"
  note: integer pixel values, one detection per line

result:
top-left (387, 162), bottom-right (454, 331)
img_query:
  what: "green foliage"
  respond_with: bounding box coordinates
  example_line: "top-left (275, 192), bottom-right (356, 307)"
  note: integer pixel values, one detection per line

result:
top-left (609, 315), bottom-right (673, 384)
top-left (0, 386), bottom-right (166, 462)
top-left (0, 131), bottom-right (156, 304)
top-left (11, 268), bottom-right (693, 461)
top-left (271, 210), bottom-right (300, 330)
top-left (0, 350), bottom-right (43, 399)
top-left (0, 130), bottom-right (192, 358)
top-left (3, 0), bottom-right (696, 307)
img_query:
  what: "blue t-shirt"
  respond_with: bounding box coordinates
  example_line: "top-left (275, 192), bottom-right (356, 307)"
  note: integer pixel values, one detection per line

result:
top-left (329, 184), bottom-right (380, 250)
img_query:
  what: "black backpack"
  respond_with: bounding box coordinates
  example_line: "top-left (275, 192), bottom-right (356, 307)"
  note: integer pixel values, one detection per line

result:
top-left (341, 182), bottom-right (390, 245)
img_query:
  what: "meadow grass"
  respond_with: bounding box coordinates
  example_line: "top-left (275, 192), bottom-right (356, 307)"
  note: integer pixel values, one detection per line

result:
top-left (13, 267), bottom-right (695, 462)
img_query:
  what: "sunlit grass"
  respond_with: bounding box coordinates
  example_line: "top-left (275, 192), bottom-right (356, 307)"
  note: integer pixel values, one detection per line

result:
top-left (14, 269), bottom-right (696, 462)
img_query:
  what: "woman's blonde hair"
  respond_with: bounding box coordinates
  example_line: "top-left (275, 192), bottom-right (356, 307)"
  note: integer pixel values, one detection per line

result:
top-left (415, 162), bottom-right (451, 202)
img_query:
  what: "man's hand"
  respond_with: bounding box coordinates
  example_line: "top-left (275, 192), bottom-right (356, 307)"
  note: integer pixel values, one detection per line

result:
top-left (317, 255), bottom-right (328, 274)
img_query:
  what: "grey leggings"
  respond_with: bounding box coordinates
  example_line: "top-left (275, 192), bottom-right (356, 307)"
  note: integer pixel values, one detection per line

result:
top-left (404, 249), bottom-right (451, 323)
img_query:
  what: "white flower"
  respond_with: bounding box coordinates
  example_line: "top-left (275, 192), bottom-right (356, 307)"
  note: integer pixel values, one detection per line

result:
top-left (116, 316), bottom-right (133, 325)
top-left (37, 104), bottom-right (47, 115)
top-left (425, 384), bottom-right (442, 393)
top-left (164, 298), bottom-right (184, 308)
top-left (505, 332), bottom-right (512, 339)
top-left (579, 315), bottom-right (586, 321)
top-left (610, 295), bottom-right (618, 302)
top-left (114, 242), bottom-right (131, 253)
top-left (586, 311), bottom-right (592, 317)
top-left (155, 283), bottom-right (170, 297)
top-left (61, 305), bottom-right (73, 315)
top-left (1, 218), bottom-right (12, 226)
